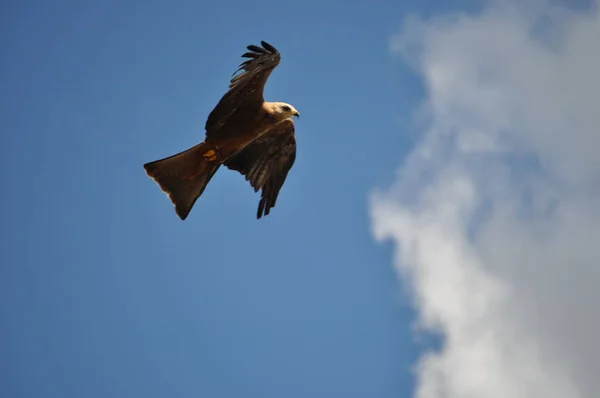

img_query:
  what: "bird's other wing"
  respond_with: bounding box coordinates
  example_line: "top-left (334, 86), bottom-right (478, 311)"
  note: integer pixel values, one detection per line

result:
top-left (223, 118), bottom-right (296, 219)
top-left (205, 41), bottom-right (281, 132)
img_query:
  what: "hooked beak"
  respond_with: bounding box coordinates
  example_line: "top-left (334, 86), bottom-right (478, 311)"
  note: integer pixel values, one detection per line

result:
top-left (293, 110), bottom-right (300, 118)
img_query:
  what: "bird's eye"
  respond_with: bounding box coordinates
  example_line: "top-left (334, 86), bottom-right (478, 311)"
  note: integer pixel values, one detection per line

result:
top-left (281, 105), bottom-right (291, 112)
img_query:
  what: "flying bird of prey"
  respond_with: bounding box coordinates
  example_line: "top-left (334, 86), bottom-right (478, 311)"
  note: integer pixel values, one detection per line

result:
top-left (143, 41), bottom-right (300, 220)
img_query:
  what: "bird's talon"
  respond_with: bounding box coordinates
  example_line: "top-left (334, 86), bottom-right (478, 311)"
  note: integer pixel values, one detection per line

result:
top-left (203, 149), bottom-right (217, 161)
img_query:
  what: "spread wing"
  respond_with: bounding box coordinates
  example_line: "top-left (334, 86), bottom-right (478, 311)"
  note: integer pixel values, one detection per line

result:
top-left (205, 41), bottom-right (281, 133)
top-left (224, 119), bottom-right (296, 219)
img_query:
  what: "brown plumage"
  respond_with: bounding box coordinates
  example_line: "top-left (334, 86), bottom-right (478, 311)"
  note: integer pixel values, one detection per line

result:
top-left (143, 41), bottom-right (300, 220)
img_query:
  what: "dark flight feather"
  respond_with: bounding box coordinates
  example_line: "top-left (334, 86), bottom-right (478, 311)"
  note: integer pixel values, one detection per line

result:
top-left (224, 118), bottom-right (296, 218)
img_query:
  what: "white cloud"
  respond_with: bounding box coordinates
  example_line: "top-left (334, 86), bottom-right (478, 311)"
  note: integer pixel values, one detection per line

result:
top-left (370, 1), bottom-right (600, 397)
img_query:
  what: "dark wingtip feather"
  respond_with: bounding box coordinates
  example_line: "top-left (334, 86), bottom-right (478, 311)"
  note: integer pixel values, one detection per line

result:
top-left (241, 51), bottom-right (259, 58)
top-left (257, 198), bottom-right (265, 219)
top-left (231, 59), bottom-right (253, 76)
top-left (243, 41), bottom-right (278, 58)
top-left (260, 41), bottom-right (278, 53)
top-left (246, 44), bottom-right (266, 53)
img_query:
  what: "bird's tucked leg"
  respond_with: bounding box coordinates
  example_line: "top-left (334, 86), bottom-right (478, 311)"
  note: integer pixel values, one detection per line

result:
top-left (202, 149), bottom-right (218, 162)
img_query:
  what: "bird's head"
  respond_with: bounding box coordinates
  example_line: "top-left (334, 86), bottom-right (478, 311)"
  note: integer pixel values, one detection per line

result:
top-left (272, 102), bottom-right (300, 120)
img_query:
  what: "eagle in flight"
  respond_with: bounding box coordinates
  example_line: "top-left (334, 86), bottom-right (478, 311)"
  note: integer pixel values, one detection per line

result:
top-left (143, 41), bottom-right (300, 220)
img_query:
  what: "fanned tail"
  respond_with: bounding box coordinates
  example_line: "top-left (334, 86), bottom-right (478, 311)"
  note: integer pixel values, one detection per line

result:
top-left (143, 142), bottom-right (221, 220)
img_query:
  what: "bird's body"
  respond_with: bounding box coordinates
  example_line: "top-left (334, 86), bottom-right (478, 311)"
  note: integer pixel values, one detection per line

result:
top-left (203, 102), bottom-right (295, 163)
top-left (143, 41), bottom-right (300, 220)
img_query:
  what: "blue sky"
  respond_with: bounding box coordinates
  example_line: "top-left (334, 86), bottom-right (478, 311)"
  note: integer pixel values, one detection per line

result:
top-left (0, 1), bottom-right (482, 397)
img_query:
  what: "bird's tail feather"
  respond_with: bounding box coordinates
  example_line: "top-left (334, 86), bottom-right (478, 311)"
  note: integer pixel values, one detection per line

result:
top-left (143, 141), bottom-right (221, 220)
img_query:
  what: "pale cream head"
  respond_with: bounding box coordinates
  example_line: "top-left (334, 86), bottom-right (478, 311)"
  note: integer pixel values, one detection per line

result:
top-left (265, 101), bottom-right (300, 122)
